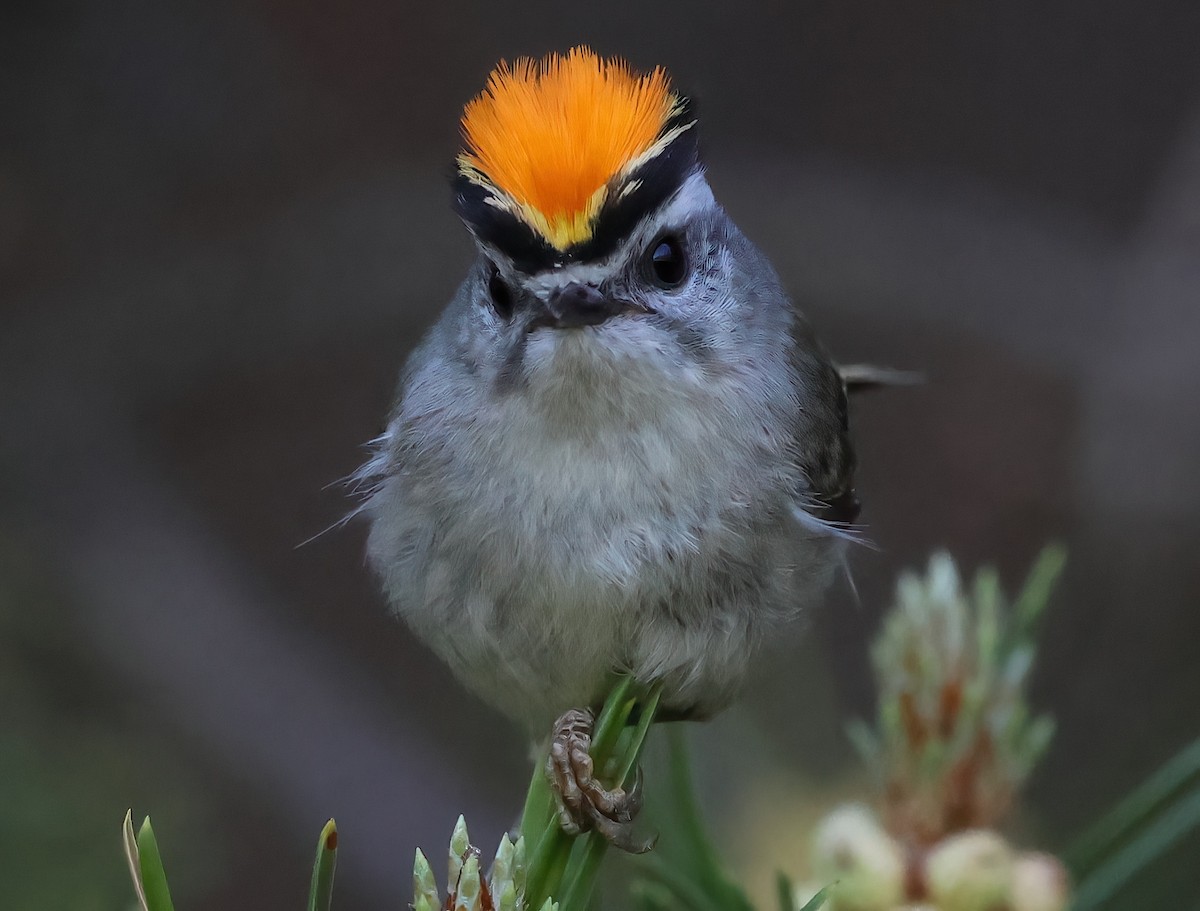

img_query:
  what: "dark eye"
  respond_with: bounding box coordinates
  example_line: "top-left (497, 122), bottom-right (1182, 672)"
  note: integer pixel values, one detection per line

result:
top-left (645, 235), bottom-right (688, 288)
top-left (488, 266), bottom-right (514, 318)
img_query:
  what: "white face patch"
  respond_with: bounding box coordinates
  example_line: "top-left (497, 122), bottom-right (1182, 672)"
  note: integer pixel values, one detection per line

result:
top-left (503, 171), bottom-right (717, 301)
top-left (485, 171), bottom-right (718, 397)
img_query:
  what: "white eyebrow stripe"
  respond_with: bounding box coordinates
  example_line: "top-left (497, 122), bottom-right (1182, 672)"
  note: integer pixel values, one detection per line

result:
top-left (500, 171), bottom-right (716, 296)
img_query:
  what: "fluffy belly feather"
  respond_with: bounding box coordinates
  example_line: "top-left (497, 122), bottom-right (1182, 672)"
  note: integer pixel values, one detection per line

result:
top-left (367, 332), bottom-right (837, 731)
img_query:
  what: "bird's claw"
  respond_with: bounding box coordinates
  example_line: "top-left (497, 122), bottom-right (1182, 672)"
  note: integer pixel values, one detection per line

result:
top-left (546, 708), bottom-right (654, 854)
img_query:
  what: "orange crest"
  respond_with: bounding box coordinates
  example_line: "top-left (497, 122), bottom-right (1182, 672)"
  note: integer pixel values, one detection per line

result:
top-left (458, 48), bottom-right (689, 251)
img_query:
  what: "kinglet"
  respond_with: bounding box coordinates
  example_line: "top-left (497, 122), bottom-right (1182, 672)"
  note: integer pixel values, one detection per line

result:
top-left (361, 48), bottom-right (861, 847)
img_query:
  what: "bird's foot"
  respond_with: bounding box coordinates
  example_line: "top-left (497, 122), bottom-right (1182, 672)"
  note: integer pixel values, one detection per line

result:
top-left (546, 707), bottom-right (652, 853)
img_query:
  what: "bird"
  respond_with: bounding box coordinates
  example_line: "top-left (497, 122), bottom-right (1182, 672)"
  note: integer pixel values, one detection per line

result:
top-left (359, 47), bottom-right (862, 849)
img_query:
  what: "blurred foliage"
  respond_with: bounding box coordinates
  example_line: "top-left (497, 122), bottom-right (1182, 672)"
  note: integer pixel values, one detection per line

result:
top-left (848, 546), bottom-right (1065, 845)
top-left (785, 548), bottom-right (1071, 911)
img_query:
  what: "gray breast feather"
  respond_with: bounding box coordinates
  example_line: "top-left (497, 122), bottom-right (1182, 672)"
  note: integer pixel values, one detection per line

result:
top-left (362, 315), bottom-right (852, 731)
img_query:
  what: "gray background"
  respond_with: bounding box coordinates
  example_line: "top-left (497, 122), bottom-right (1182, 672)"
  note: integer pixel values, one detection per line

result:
top-left (2, 1), bottom-right (1199, 907)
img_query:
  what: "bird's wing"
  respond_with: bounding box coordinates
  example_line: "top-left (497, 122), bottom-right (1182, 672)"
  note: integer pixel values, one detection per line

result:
top-left (789, 318), bottom-right (861, 531)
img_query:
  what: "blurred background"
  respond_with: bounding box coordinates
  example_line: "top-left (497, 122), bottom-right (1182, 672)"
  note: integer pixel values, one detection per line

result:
top-left (3, 1), bottom-right (1199, 907)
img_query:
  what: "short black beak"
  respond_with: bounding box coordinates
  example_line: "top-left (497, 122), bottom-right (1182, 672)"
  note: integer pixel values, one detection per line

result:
top-left (543, 282), bottom-right (626, 329)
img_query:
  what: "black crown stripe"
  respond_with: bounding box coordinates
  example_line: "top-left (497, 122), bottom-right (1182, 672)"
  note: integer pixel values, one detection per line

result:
top-left (452, 100), bottom-right (700, 273)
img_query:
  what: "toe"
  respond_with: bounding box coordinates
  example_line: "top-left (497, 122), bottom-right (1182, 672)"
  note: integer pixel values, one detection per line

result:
top-left (545, 706), bottom-right (652, 853)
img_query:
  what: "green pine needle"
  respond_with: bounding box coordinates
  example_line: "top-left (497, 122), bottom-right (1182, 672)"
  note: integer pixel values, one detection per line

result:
top-left (1010, 543), bottom-right (1067, 645)
top-left (523, 676), bottom-right (661, 911)
top-left (1071, 785), bottom-right (1200, 911)
top-left (795, 886), bottom-right (830, 911)
top-left (1066, 735), bottom-right (1200, 891)
top-left (557, 685), bottom-right (662, 909)
top-left (122, 810), bottom-right (149, 911)
top-left (135, 816), bottom-right (176, 911)
top-left (307, 819), bottom-right (338, 911)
